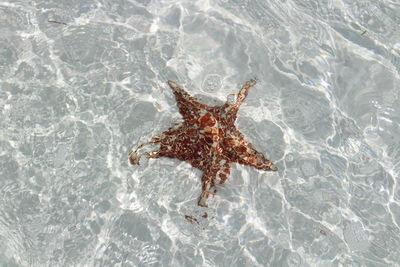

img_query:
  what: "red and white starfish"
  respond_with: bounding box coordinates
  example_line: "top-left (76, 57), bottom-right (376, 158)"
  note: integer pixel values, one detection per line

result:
top-left (129, 79), bottom-right (277, 207)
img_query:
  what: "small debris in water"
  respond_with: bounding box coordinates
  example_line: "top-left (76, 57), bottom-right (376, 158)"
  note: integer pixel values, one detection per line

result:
top-left (48, 20), bottom-right (67, 25)
top-left (184, 215), bottom-right (199, 224)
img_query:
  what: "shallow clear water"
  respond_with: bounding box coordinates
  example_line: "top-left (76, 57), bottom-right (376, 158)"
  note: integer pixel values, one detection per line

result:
top-left (1, 0), bottom-right (399, 266)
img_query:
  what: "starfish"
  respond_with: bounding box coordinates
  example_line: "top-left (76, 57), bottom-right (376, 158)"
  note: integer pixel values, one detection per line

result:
top-left (129, 79), bottom-right (277, 207)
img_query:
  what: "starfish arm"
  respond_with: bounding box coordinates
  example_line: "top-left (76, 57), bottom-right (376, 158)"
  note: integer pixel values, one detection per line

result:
top-left (167, 80), bottom-right (208, 121)
top-left (235, 78), bottom-right (257, 108)
top-left (225, 78), bottom-right (258, 116)
top-left (198, 162), bottom-right (230, 207)
top-left (232, 139), bottom-right (277, 171)
top-left (128, 137), bottom-right (161, 165)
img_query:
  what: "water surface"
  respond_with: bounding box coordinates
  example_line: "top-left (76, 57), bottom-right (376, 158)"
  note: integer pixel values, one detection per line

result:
top-left (1, 0), bottom-right (399, 266)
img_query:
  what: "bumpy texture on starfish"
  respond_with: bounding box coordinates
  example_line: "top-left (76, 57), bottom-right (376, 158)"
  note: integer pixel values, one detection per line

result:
top-left (129, 79), bottom-right (277, 207)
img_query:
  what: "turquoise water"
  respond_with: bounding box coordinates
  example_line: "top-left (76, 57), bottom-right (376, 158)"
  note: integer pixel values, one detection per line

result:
top-left (1, 0), bottom-right (399, 266)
